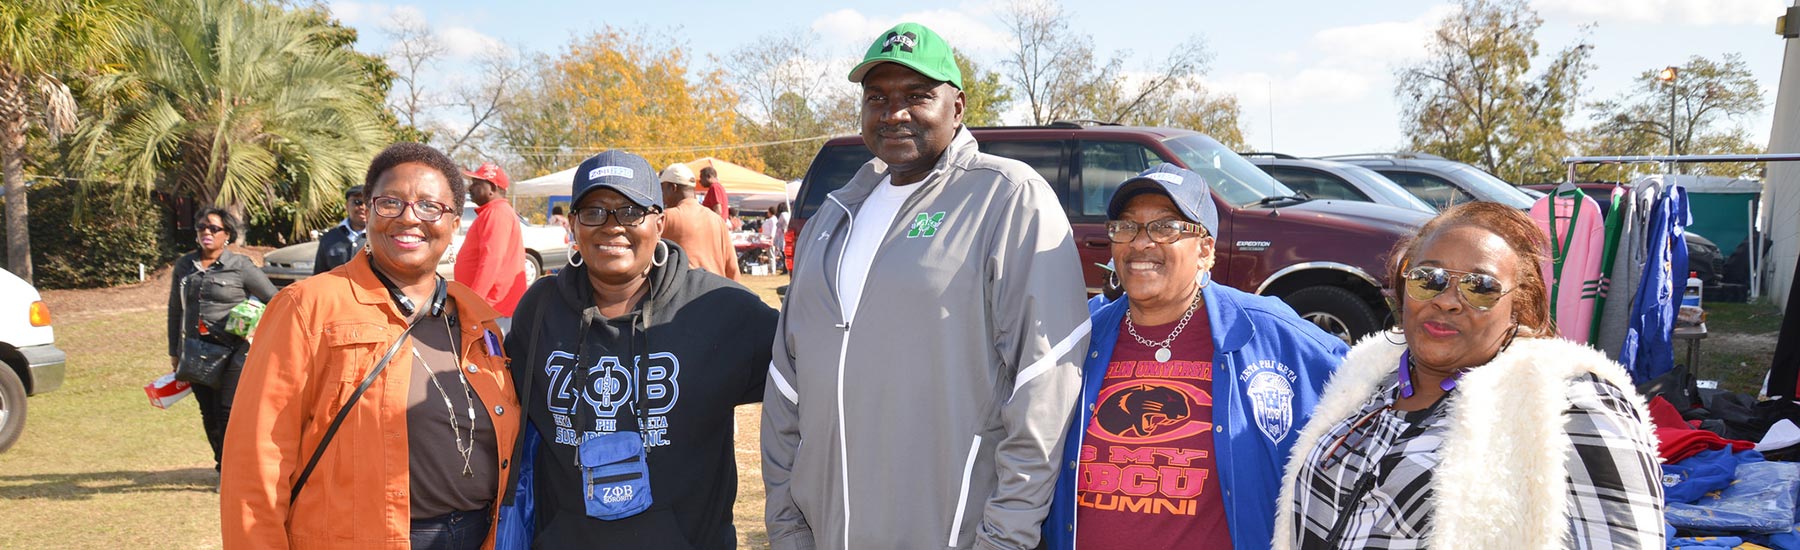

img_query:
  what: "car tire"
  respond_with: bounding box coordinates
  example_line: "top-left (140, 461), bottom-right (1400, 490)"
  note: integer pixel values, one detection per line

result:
top-left (0, 365), bottom-right (27, 453)
top-left (524, 254), bottom-right (543, 284)
top-left (1282, 286), bottom-right (1381, 345)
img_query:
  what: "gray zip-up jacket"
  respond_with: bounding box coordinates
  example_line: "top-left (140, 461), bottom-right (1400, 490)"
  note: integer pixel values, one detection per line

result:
top-left (763, 128), bottom-right (1090, 550)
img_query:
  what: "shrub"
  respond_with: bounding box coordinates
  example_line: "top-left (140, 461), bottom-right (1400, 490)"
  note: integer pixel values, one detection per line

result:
top-left (22, 182), bottom-right (176, 289)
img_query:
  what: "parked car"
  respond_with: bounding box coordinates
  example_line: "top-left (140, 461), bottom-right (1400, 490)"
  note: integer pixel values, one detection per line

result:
top-left (1328, 153), bottom-right (1536, 211)
top-left (1242, 153), bottom-right (1437, 215)
top-left (1521, 182), bottom-right (1724, 285)
top-left (263, 203), bottom-right (569, 287)
top-left (787, 123), bottom-right (1433, 342)
top-left (0, 269), bottom-right (67, 452)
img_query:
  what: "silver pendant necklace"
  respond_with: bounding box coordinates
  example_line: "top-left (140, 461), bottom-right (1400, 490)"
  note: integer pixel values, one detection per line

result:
top-left (1125, 286), bottom-right (1203, 362)
top-left (416, 317), bottom-right (477, 478)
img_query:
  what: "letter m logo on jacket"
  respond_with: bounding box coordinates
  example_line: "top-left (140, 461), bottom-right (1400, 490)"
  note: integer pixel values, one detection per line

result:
top-left (907, 212), bottom-right (946, 238)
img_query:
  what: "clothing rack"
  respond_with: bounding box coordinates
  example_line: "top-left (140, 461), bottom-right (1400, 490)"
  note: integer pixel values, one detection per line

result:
top-left (1562, 153), bottom-right (1800, 398)
top-left (1562, 152), bottom-right (1800, 301)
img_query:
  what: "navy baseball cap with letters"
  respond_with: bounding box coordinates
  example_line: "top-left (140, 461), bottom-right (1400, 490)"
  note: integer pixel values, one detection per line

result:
top-left (572, 150), bottom-right (662, 209)
top-left (1106, 163), bottom-right (1219, 236)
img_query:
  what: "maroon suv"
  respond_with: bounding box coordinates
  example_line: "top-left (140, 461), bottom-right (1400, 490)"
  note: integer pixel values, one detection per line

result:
top-left (786, 124), bottom-right (1432, 341)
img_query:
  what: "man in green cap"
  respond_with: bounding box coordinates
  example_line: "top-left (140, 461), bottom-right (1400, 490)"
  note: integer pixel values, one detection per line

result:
top-left (763, 21), bottom-right (1089, 550)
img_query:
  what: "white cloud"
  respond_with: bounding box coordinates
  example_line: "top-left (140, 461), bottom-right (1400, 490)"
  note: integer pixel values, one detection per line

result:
top-left (811, 8), bottom-right (1012, 56)
top-left (1535, 0), bottom-right (1783, 26)
top-left (327, 1), bottom-right (392, 26)
top-left (1309, 5), bottom-right (1456, 69)
top-left (439, 26), bottom-right (504, 59)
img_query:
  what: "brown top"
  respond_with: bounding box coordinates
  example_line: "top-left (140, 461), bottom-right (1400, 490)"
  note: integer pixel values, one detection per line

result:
top-left (406, 307), bottom-right (498, 518)
top-left (661, 198), bottom-right (740, 280)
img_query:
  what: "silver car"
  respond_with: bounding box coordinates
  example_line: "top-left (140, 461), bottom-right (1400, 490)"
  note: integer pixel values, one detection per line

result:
top-left (1244, 154), bottom-right (1438, 214)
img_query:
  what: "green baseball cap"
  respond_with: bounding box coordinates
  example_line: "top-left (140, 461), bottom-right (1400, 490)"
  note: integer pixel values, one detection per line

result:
top-left (847, 22), bottom-right (962, 89)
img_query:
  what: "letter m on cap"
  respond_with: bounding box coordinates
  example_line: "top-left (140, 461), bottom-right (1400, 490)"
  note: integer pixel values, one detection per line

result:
top-left (881, 31), bottom-right (918, 53)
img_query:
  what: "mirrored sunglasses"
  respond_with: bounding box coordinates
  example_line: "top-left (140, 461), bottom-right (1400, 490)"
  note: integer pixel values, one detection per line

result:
top-left (1402, 265), bottom-right (1512, 310)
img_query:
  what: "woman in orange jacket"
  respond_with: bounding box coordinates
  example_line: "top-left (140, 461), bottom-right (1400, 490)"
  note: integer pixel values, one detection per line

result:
top-left (221, 143), bottom-right (520, 549)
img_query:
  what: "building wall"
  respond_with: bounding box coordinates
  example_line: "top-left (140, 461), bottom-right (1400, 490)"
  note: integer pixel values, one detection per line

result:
top-left (1765, 4), bottom-right (1800, 310)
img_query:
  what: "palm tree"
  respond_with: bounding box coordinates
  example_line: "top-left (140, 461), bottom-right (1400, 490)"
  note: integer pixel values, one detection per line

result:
top-left (0, 0), bottom-right (137, 283)
top-left (74, 0), bottom-right (387, 232)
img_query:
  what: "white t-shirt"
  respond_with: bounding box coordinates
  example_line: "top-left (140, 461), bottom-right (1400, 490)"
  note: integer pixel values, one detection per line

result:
top-left (838, 176), bottom-right (920, 322)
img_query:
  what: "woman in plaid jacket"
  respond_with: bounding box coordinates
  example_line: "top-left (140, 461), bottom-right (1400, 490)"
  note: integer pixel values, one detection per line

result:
top-left (1274, 202), bottom-right (1663, 550)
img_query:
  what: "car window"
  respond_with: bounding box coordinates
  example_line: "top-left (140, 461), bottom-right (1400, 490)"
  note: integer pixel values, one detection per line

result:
top-left (1338, 164), bottom-right (1437, 213)
top-left (1161, 135), bottom-right (1295, 207)
top-left (1379, 170), bottom-right (1474, 210)
top-left (1448, 164), bottom-right (1536, 209)
top-left (796, 145), bottom-right (875, 219)
top-left (980, 140), bottom-right (1065, 185)
top-left (1260, 166), bottom-right (1370, 202)
top-left (1076, 141), bottom-right (1170, 217)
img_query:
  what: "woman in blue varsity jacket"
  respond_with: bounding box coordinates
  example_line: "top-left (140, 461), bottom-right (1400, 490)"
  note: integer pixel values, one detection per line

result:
top-left (1043, 165), bottom-right (1348, 549)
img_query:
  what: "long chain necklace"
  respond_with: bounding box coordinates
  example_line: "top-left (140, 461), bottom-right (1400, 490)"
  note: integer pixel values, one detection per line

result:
top-left (1125, 285), bottom-right (1203, 363)
top-left (415, 317), bottom-right (477, 478)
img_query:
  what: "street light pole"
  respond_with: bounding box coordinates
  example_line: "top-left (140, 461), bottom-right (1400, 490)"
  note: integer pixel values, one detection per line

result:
top-left (1657, 66), bottom-right (1679, 173)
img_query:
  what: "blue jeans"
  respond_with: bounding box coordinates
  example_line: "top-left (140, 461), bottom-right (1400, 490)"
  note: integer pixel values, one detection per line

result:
top-left (410, 508), bottom-right (490, 550)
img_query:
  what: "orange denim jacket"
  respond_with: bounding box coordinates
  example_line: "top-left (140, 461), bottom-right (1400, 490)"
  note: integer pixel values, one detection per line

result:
top-left (220, 254), bottom-right (520, 549)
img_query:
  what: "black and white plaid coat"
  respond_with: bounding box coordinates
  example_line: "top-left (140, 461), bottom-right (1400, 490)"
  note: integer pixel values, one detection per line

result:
top-left (1272, 336), bottom-right (1666, 550)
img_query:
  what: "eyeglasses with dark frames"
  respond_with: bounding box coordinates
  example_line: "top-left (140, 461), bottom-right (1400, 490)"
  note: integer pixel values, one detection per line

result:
top-left (195, 223), bottom-right (228, 234)
top-left (574, 205), bottom-right (656, 227)
top-left (370, 196), bottom-right (453, 222)
top-left (1402, 265), bottom-right (1513, 311)
top-left (1105, 219), bottom-right (1208, 244)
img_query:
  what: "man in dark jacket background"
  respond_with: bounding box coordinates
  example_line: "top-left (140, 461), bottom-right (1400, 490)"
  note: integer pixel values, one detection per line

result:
top-left (311, 185), bottom-right (367, 274)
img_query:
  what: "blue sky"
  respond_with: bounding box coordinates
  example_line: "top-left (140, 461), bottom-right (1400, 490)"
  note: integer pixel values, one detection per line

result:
top-left (325, 0), bottom-right (1788, 159)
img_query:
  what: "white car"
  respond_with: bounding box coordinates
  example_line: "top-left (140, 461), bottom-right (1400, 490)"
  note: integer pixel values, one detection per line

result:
top-left (263, 202), bottom-right (569, 287)
top-left (0, 269), bottom-right (67, 452)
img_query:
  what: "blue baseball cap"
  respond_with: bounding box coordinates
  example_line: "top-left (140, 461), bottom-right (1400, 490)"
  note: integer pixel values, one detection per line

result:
top-left (1106, 164), bottom-right (1218, 236)
top-left (572, 150), bottom-right (661, 209)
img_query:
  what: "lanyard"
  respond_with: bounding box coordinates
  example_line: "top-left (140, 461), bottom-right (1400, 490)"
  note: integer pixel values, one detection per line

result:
top-left (571, 308), bottom-right (651, 462)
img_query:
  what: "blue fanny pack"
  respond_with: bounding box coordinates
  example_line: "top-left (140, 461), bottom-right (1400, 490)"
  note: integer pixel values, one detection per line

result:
top-left (579, 431), bottom-right (653, 520)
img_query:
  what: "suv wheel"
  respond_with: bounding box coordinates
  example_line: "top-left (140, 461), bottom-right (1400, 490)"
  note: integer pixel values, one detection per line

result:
top-left (0, 366), bottom-right (26, 453)
top-left (1283, 286), bottom-right (1380, 345)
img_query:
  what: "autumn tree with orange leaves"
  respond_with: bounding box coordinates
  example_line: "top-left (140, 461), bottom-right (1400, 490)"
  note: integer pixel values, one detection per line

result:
top-left (517, 27), bottom-right (764, 175)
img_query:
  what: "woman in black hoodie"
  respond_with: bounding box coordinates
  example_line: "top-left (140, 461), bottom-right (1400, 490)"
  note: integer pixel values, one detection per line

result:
top-left (498, 150), bottom-right (777, 549)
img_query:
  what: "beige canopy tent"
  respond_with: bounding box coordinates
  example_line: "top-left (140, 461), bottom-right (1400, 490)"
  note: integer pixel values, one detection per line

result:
top-left (684, 157), bottom-right (791, 210)
top-left (510, 156), bottom-right (793, 210)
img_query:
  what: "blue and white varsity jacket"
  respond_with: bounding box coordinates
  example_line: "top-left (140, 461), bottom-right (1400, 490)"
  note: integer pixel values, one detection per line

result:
top-left (1042, 282), bottom-right (1348, 549)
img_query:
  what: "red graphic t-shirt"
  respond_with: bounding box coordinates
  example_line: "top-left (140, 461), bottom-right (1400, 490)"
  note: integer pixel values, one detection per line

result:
top-left (1075, 312), bottom-right (1230, 549)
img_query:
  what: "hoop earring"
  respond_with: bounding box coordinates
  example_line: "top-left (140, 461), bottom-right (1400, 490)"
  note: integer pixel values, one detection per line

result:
top-left (1106, 270), bottom-right (1119, 289)
top-left (568, 251), bottom-right (584, 267)
top-left (1197, 270), bottom-right (1212, 289)
top-left (651, 240), bottom-right (669, 268)
top-left (1383, 326), bottom-right (1406, 346)
top-left (1499, 322), bottom-right (1520, 353)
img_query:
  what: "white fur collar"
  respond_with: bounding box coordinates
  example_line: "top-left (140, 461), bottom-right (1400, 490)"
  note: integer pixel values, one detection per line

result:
top-left (1274, 336), bottom-right (1654, 549)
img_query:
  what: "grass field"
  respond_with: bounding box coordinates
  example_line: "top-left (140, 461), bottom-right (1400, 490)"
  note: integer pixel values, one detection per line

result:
top-left (0, 274), bottom-right (786, 549)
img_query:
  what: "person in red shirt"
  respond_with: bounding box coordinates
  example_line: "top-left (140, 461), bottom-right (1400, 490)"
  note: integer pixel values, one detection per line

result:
top-left (697, 166), bottom-right (729, 220)
top-left (455, 162), bottom-right (527, 316)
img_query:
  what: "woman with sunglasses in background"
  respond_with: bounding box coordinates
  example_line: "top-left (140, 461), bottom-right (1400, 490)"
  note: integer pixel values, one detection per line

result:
top-left (1273, 201), bottom-right (1663, 549)
top-left (167, 206), bottom-right (276, 473)
top-left (1043, 165), bottom-right (1348, 550)
top-left (223, 143), bottom-right (519, 549)
top-left (494, 151), bottom-right (775, 549)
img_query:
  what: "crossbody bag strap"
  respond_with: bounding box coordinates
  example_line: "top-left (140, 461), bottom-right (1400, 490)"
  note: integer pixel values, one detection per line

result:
top-left (290, 323), bottom-right (418, 505)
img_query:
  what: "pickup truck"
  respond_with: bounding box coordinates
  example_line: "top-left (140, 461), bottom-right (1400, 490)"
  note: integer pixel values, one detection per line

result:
top-left (0, 268), bottom-right (68, 452)
top-left (787, 123), bottom-right (1432, 342)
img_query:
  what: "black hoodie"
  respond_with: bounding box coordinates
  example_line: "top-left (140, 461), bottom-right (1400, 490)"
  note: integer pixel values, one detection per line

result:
top-left (504, 241), bottom-right (775, 549)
